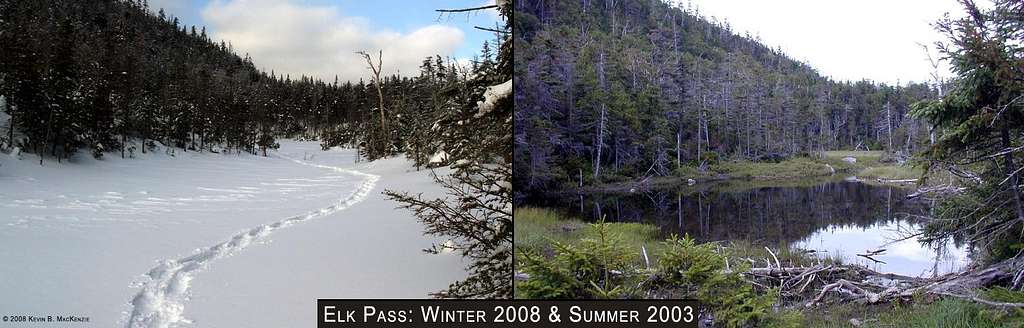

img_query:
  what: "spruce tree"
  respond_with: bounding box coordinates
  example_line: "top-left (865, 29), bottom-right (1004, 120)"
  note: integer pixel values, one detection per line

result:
top-left (384, 0), bottom-right (512, 299)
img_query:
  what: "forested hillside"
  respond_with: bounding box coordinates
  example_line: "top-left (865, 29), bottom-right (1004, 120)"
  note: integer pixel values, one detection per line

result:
top-left (0, 0), bottom-right (504, 165)
top-left (0, 0), bottom-right (514, 301)
top-left (513, 0), bottom-right (940, 194)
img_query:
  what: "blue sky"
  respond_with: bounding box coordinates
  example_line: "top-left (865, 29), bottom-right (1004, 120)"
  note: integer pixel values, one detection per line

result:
top-left (149, 0), bottom-right (503, 81)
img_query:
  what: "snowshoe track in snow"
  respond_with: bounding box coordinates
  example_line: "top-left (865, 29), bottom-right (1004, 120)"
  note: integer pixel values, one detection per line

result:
top-left (124, 154), bottom-right (379, 328)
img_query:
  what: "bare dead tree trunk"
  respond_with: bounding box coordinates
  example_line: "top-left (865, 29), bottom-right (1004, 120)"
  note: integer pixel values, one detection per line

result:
top-left (595, 51), bottom-right (607, 180)
top-left (704, 108), bottom-right (710, 158)
top-left (676, 131), bottom-right (681, 170)
top-left (696, 113), bottom-right (702, 163)
top-left (41, 103), bottom-right (54, 166)
top-left (594, 104), bottom-right (606, 179)
top-left (358, 50), bottom-right (387, 146)
top-left (697, 95), bottom-right (705, 163)
top-left (5, 100), bottom-right (13, 150)
top-left (886, 101), bottom-right (893, 151)
top-left (677, 193), bottom-right (683, 230)
top-left (920, 43), bottom-right (946, 146)
top-left (1001, 126), bottom-right (1024, 223)
top-left (3, 116), bottom-right (12, 149)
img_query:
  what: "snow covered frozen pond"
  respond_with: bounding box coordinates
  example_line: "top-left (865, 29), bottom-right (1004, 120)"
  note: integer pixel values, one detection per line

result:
top-left (0, 140), bottom-right (465, 327)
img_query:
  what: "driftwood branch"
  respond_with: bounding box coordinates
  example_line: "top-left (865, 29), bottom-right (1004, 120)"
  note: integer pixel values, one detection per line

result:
top-left (857, 249), bottom-right (887, 264)
top-left (765, 246), bottom-right (782, 269)
top-left (517, 249), bottom-right (1024, 310)
top-left (1012, 268), bottom-right (1024, 290)
top-left (808, 279), bottom-right (866, 307)
top-left (641, 245), bottom-right (651, 270)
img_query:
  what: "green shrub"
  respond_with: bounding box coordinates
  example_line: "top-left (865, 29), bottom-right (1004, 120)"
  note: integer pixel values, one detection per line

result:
top-left (656, 235), bottom-right (784, 328)
top-left (702, 151), bottom-right (720, 165)
top-left (517, 223), bottom-right (799, 327)
top-left (675, 165), bottom-right (702, 178)
top-left (517, 221), bottom-right (641, 299)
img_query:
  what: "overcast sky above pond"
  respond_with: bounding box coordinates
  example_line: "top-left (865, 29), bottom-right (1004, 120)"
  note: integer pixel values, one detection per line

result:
top-left (684, 0), bottom-right (970, 85)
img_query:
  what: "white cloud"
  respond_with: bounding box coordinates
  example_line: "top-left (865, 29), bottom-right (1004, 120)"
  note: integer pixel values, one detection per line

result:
top-left (201, 0), bottom-right (465, 82)
top-left (687, 0), bottom-right (966, 85)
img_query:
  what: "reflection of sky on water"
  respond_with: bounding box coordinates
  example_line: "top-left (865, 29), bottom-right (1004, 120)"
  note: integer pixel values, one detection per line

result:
top-left (526, 176), bottom-right (974, 278)
top-left (794, 221), bottom-right (969, 277)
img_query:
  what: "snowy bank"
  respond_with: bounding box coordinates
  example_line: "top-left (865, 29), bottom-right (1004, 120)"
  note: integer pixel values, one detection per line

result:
top-left (0, 141), bottom-right (464, 327)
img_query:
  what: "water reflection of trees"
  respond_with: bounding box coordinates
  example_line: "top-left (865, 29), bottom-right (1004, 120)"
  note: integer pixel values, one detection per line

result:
top-left (550, 181), bottom-right (929, 246)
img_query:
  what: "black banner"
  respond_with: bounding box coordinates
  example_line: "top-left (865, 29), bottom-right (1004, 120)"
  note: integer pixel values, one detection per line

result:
top-left (317, 299), bottom-right (701, 328)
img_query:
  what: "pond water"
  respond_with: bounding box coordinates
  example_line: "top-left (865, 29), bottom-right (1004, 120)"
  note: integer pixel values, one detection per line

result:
top-left (526, 177), bottom-right (970, 277)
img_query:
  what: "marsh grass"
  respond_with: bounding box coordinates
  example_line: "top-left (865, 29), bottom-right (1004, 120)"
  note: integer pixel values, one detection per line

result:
top-left (514, 207), bottom-right (849, 269)
top-left (859, 165), bottom-right (924, 181)
top-left (714, 157), bottom-right (835, 179)
top-left (655, 150), bottom-right (925, 190)
top-left (872, 298), bottom-right (1016, 328)
top-left (514, 207), bottom-right (661, 264)
top-left (514, 207), bottom-right (585, 253)
top-left (801, 288), bottom-right (1024, 327)
top-left (719, 239), bottom-right (846, 268)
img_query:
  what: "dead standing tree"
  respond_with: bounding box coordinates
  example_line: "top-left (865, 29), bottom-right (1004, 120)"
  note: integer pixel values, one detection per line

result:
top-left (357, 50), bottom-right (388, 154)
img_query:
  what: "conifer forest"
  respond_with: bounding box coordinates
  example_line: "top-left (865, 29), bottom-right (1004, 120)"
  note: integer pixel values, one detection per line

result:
top-left (0, 0), bottom-right (512, 326)
top-left (514, 0), bottom-right (1024, 326)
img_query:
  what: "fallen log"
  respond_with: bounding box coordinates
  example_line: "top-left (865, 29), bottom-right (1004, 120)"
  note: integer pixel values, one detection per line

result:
top-left (876, 178), bottom-right (918, 184)
top-left (807, 256), bottom-right (1024, 307)
top-left (933, 291), bottom-right (1024, 308)
top-left (903, 261), bottom-right (1018, 297)
top-left (806, 278), bottom-right (906, 307)
top-left (514, 252), bottom-right (1024, 310)
top-left (807, 279), bottom-right (866, 307)
top-left (747, 266), bottom-right (845, 276)
top-left (906, 185), bottom-right (967, 199)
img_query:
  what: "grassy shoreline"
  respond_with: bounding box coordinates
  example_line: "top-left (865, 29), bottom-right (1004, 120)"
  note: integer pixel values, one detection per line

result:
top-left (586, 150), bottom-right (925, 193)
